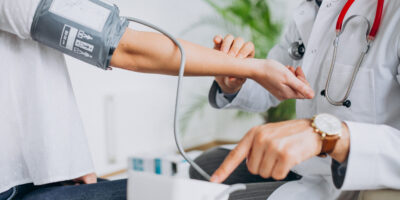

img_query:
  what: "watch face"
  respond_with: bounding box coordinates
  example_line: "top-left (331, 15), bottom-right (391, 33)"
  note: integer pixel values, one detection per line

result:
top-left (314, 113), bottom-right (342, 136)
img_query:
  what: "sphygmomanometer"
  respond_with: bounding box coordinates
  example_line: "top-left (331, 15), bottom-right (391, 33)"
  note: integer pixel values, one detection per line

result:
top-left (31, 0), bottom-right (127, 69)
top-left (31, 0), bottom-right (246, 198)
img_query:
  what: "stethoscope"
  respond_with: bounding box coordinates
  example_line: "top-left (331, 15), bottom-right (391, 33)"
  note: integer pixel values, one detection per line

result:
top-left (289, 0), bottom-right (384, 108)
top-left (288, 0), bottom-right (322, 60)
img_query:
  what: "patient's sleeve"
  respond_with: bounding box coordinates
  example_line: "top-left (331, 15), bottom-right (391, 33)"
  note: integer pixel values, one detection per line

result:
top-left (0, 0), bottom-right (40, 39)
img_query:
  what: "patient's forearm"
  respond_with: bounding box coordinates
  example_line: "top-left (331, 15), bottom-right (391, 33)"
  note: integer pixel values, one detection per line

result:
top-left (110, 29), bottom-right (257, 78)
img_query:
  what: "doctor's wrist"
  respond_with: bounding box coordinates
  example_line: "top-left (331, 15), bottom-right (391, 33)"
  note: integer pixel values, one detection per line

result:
top-left (329, 122), bottom-right (350, 163)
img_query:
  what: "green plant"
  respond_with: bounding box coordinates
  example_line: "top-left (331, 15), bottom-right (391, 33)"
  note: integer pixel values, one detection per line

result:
top-left (180, 0), bottom-right (296, 134)
top-left (204, 0), bottom-right (281, 58)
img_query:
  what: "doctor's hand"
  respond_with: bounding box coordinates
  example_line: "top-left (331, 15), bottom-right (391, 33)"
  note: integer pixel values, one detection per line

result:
top-left (210, 119), bottom-right (350, 183)
top-left (251, 59), bottom-right (314, 100)
top-left (213, 34), bottom-right (255, 94)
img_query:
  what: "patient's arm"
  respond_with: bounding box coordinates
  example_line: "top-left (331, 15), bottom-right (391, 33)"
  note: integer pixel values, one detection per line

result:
top-left (110, 29), bottom-right (314, 100)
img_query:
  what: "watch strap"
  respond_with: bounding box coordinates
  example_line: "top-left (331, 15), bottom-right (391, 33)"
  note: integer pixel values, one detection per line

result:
top-left (319, 135), bottom-right (340, 156)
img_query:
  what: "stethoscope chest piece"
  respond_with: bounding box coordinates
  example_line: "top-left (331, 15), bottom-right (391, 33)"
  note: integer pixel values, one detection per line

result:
top-left (320, 90), bottom-right (352, 108)
top-left (288, 40), bottom-right (305, 60)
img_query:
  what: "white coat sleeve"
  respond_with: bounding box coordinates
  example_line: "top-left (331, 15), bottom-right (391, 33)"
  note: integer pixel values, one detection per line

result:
top-left (340, 121), bottom-right (400, 190)
top-left (208, 20), bottom-right (300, 112)
top-left (341, 44), bottom-right (400, 190)
top-left (330, 16), bottom-right (400, 191)
top-left (0, 0), bottom-right (41, 39)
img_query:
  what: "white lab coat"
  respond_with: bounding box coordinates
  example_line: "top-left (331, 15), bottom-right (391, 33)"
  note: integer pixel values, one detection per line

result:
top-left (213, 0), bottom-right (400, 199)
top-left (0, 0), bottom-right (94, 193)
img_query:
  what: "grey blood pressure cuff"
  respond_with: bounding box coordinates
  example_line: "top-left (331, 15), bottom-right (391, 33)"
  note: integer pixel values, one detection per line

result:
top-left (30, 0), bottom-right (129, 70)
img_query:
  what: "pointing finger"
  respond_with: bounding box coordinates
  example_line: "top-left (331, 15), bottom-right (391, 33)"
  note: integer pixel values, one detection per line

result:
top-left (210, 128), bottom-right (257, 183)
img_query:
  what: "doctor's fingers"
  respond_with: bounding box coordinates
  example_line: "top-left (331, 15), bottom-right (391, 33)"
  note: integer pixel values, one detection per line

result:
top-left (295, 67), bottom-right (310, 86)
top-left (286, 66), bottom-right (309, 86)
top-left (221, 34), bottom-right (235, 53)
top-left (225, 77), bottom-right (246, 87)
top-left (237, 42), bottom-right (255, 58)
top-left (246, 132), bottom-right (268, 175)
top-left (210, 128), bottom-right (257, 183)
top-left (271, 145), bottom-right (302, 180)
top-left (227, 37), bottom-right (245, 57)
top-left (213, 35), bottom-right (223, 50)
top-left (273, 84), bottom-right (304, 100)
top-left (285, 75), bottom-right (315, 99)
top-left (286, 66), bottom-right (296, 74)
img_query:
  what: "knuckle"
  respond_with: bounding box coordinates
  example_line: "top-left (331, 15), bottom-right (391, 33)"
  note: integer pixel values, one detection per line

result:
top-left (247, 163), bottom-right (258, 175)
top-left (272, 171), bottom-right (286, 180)
top-left (259, 171), bottom-right (270, 179)
top-left (268, 139), bottom-right (280, 150)
top-left (277, 148), bottom-right (288, 160)
top-left (254, 133), bottom-right (266, 145)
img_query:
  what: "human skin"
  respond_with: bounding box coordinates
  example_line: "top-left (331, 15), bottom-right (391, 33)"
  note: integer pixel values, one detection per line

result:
top-left (77, 29), bottom-right (315, 183)
top-left (210, 119), bottom-right (350, 182)
top-left (109, 29), bottom-right (315, 100)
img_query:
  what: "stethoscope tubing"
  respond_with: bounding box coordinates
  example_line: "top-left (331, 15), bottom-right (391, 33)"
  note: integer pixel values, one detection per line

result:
top-left (323, 0), bottom-right (384, 107)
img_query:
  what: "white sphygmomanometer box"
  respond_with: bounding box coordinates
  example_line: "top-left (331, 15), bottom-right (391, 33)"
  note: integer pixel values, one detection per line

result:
top-left (127, 171), bottom-right (229, 200)
top-left (128, 151), bottom-right (202, 178)
top-left (127, 152), bottom-right (229, 200)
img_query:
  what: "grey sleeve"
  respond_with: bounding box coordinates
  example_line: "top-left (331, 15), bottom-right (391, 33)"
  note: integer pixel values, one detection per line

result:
top-left (209, 81), bottom-right (239, 109)
top-left (331, 159), bottom-right (348, 189)
top-left (30, 0), bottom-right (129, 70)
top-left (208, 79), bottom-right (280, 112)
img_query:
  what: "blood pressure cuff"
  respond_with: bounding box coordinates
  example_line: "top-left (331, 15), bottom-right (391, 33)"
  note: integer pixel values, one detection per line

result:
top-left (30, 0), bottom-right (129, 70)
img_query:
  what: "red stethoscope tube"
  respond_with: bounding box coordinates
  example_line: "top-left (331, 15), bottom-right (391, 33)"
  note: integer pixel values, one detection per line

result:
top-left (336, 0), bottom-right (384, 40)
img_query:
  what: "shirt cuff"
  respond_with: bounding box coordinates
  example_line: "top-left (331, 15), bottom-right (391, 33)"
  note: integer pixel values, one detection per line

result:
top-left (209, 81), bottom-right (240, 108)
top-left (340, 121), bottom-right (380, 190)
top-left (215, 84), bottom-right (239, 102)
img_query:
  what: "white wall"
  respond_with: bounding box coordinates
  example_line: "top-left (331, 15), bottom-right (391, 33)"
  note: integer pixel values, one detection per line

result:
top-left (67, 0), bottom-right (299, 175)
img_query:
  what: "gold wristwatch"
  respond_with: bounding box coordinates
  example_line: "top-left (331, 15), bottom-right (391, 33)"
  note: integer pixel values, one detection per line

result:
top-left (311, 113), bottom-right (342, 157)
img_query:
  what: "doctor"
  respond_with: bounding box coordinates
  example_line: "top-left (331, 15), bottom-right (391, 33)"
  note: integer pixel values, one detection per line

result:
top-left (194, 0), bottom-right (400, 199)
top-left (0, 0), bottom-right (315, 199)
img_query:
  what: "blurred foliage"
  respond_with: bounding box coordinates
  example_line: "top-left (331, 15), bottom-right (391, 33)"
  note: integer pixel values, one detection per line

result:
top-left (204, 0), bottom-right (281, 58)
top-left (180, 0), bottom-right (296, 134)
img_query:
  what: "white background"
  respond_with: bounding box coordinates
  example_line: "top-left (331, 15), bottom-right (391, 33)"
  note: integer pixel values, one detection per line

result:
top-left (66, 0), bottom-right (300, 175)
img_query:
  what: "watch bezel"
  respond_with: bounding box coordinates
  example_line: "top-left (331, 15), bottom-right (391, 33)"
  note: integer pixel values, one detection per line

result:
top-left (312, 113), bottom-right (342, 137)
